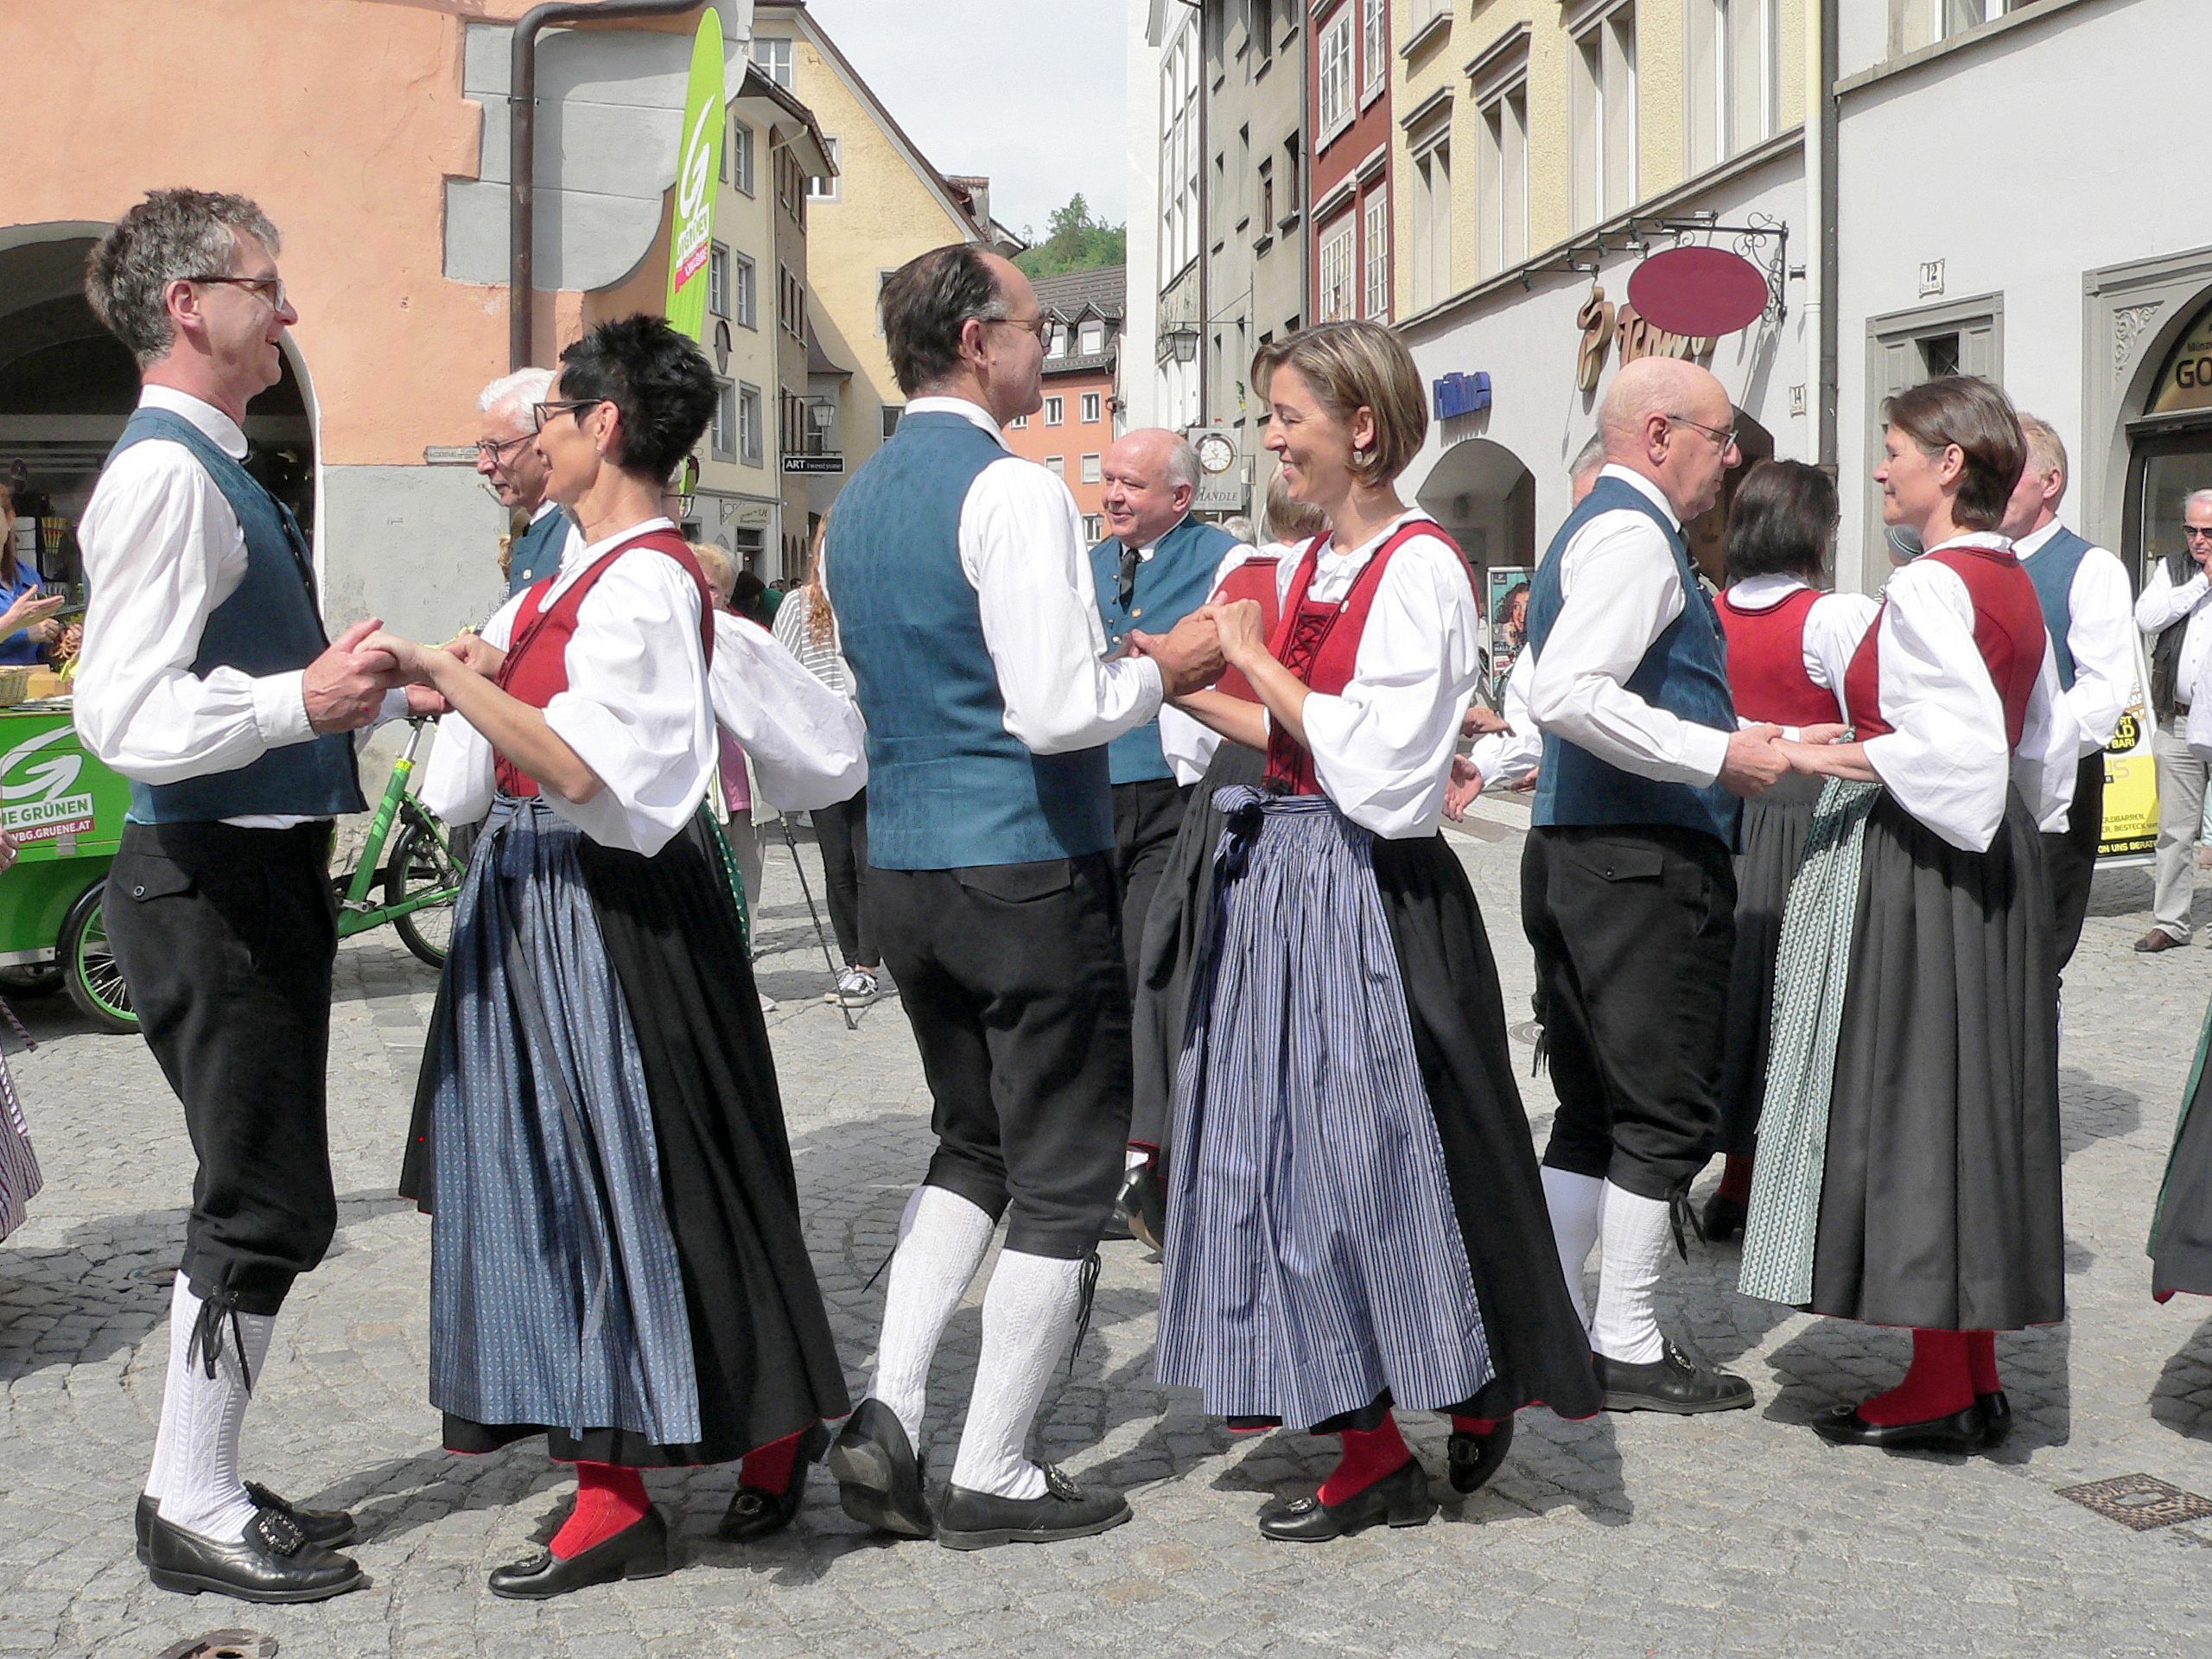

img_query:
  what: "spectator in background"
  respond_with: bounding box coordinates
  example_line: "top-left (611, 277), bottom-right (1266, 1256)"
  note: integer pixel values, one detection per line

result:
top-left (689, 543), bottom-right (766, 912)
top-left (474, 368), bottom-right (572, 597)
top-left (731, 569), bottom-right (782, 628)
top-left (2134, 488), bottom-right (2212, 952)
top-left (0, 486), bottom-right (67, 665)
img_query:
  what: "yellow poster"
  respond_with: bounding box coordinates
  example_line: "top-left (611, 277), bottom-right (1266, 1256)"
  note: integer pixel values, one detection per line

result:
top-left (2100, 635), bottom-right (2158, 862)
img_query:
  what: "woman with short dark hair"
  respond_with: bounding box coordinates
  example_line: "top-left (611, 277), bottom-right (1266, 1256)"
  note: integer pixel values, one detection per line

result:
top-left (381, 315), bottom-right (849, 1596)
top-left (1740, 376), bottom-right (2074, 1453)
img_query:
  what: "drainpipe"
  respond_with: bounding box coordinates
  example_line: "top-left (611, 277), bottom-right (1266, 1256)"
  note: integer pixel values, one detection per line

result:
top-left (1807, 0), bottom-right (1840, 474)
top-left (511, 0), bottom-right (709, 372)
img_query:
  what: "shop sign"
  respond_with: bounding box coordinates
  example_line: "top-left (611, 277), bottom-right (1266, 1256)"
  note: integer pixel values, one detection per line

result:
top-left (0, 713), bottom-right (129, 859)
top-left (782, 454), bottom-right (845, 474)
top-left (2098, 634), bottom-right (2159, 863)
top-left (1575, 286), bottom-right (1713, 394)
top-left (2150, 299), bottom-right (2212, 417)
top-left (1433, 372), bottom-right (1492, 422)
top-left (664, 8), bottom-right (728, 345)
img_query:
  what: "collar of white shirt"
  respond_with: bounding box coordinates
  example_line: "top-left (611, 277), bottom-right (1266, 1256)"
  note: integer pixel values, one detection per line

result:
top-left (139, 385), bottom-right (248, 461)
top-left (1128, 512), bottom-right (1198, 563)
top-left (2012, 519), bottom-right (2065, 559)
top-left (1926, 531), bottom-right (2013, 555)
top-left (1595, 463), bottom-right (1683, 531)
top-left (1727, 572), bottom-right (1810, 612)
top-left (907, 395), bottom-right (1009, 449)
top-left (1320, 508), bottom-right (1435, 565)
top-left (528, 499), bottom-right (560, 526)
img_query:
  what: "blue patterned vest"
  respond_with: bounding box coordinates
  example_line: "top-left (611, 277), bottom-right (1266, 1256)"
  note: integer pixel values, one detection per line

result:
top-left (2021, 524), bottom-right (2093, 691)
top-left (1089, 515), bottom-right (1236, 784)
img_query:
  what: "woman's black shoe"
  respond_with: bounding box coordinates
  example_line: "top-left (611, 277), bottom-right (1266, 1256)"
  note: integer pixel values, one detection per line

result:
top-left (1977, 1390), bottom-right (2012, 1447)
top-left (720, 1421), bottom-right (832, 1541)
top-left (1446, 1414), bottom-right (1514, 1496)
top-left (488, 1505), bottom-right (673, 1600)
top-left (144, 1509), bottom-right (365, 1604)
top-left (1257, 1458), bottom-right (1435, 1541)
top-left (1810, 1402), bottom-right (1986, 1453)
top-left (1700, 1192), bottom-right (1748, 1243)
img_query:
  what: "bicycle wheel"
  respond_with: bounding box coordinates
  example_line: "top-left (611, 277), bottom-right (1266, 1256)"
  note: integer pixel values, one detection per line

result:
top-left (60, 881), bottom-right (137, 1035)
top-left (385, 811), bottom-right (462, 969)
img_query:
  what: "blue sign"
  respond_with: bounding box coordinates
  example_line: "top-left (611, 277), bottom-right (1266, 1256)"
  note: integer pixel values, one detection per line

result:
top-left (1433, 371), bottom-right (1492, 421)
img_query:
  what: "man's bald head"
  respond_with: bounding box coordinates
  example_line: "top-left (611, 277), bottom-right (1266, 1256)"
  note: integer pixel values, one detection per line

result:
top-left (1598, 357), bottom-right (1740, 522)
top-left (1102, 428), bottom-right (1200, 547)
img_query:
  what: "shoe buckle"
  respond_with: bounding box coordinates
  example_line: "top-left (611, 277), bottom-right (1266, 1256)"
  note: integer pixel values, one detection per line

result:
top-left (731, 1491), bottom-right (768, 1518)
top-left (1039, 1464), bottom-right (1081, 1502)
top-left (251, 1510), bottom-right (305, 1558)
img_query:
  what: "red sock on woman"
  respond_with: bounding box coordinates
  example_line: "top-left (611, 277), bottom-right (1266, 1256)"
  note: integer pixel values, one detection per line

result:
top-left (550, 1461), bottom-right (651, 1560)
top-left (1717, 1155), bottom-right (1755, 1205)
top-left (1858, 1330), bottom-right (1974, 1426)
top-left (739, 1428), bottom-right (807, 1495)
top-left (1449, 1415), bottom-right (1501, 1437)
top-left (1964, 1331), bottom-right (2000, 1396)
top-left (1317, 1414), bottom-right (1413, 1505)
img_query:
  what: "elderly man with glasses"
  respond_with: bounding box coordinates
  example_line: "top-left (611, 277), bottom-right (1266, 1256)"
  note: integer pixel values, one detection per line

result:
top-left (2133, 488), bottom-right (2212, 952)
top-left (471, 366), bottom-right (575, 596)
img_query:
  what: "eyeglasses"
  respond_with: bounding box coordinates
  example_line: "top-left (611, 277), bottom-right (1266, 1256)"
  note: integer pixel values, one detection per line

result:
top-left (183, 274), bottom-right (288, 309)
top-left (1667, 412), bottom-right (1740, 454)
top-left (531, 398), bottom-right (607, 432)
top-left (474, 433), bottom-right (535, 464)
top-left (988, 314), bottom-right (1053, 344)
top-left (2184, 526), bottom-right (2212, 541)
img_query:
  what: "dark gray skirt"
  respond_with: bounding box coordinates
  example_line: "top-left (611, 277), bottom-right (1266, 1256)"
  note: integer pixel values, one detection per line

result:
top-left (2152, 995), bottom-right (2212, 1300)
top-left (1808, 790), bottom-right (2064, 1331)
top-left (1717, 773), bottom-right (1825, 1157)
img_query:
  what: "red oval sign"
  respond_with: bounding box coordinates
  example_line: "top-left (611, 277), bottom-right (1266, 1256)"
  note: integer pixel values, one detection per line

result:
top-left (1627, 245), bottom-right (1770, 339)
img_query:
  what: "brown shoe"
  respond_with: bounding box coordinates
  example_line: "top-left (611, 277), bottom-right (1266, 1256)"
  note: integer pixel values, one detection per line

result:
top-left (2136, 929), bottom-right (2187, 953)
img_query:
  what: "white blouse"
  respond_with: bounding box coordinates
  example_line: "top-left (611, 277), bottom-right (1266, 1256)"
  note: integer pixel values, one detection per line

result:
top-left (1724, 574), bottom-right (1882, 703)
top-left (709, 612), bottom-right (868, 812)
top-left (1857, 537), bottom-right (2076, 853)
top-left (1465, 647), bottom-right (1541, 790)
top-left (420, 518), bottom-right (717, 855)
top-left (1159, 540), bottom-right (1303, 786)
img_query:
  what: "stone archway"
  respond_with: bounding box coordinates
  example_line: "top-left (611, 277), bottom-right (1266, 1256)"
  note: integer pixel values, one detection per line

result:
top-left (1414, 435), bottom-right (1536, 584)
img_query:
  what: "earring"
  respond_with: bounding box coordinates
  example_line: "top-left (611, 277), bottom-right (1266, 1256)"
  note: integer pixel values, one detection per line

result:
top-left (1351, 447), bottom-right (1370, 467)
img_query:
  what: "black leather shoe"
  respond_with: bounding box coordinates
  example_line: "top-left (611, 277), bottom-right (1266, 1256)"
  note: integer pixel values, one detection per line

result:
top-left (488, 1504), bottom-right (672, 1600)
top-left (1592, 1338), bottom-right (1755, 1414)
top-left (828, 1398), bottom-right (933, 1539)
top-left (137, 1484), bottom-right (356, 1566)
top-left (936, 1464), bottom-right (1131, 1550)
top-left (145, 1508), bottom-right (365, 1604)
top-left (134, 1494), bottom-right (156, 1566)
top-left (1978, 1390), bottom-right (2012, 1447)
top-left (720, 1421), bottom-right (832, 1541)
top-left (1257, 1458), bottom-right (1435, 1541)
top-left (1811, 1402), bottom-right (1986, 1453)
top-left (1116, 1162), bottom-right (1168, 1253)
top-left (1446, 1414), bottom-right (1514, 1496)
top-left (1700, 1192), bottom-right (1748, 1243)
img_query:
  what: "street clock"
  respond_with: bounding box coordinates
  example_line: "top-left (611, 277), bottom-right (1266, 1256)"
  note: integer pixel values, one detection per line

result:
top-left (1195, 430), bottom-right (1237, 474)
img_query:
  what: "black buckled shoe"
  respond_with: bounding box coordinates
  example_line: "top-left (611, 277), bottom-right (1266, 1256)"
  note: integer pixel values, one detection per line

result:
top-left (1445, 1414), bottom-right (1515, 1496)
top-left (1258, 1458), bottom-right (1435, 1541)
top-left (1592, 1338), bottom-right (1755, 1414)
top-left (720, 1421), bottom-right (832, 1541)
top-left (144, 1507), bottom-right (365, 1604)
top-left (936, 1464), bottom-right (1131, 1550)
top-left (1116, 1161), bottom-right (1168, 1254)
top-left (1811, 1402), bottom-right (1986, 1454)
top-left (488, 1504), bottom-right (673, 1599)
top-left (1978, 1390), bottom-right (2012, 1447)
top-left (137, 1485), bottom-right (356, 1565)
top-left (828, 1398), bottom-right (934, 1539)
top-left (1700, 1192), bottom-right (1748, 1243)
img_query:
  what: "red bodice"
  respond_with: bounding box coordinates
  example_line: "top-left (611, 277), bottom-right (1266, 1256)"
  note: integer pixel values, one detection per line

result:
top-left (1716, 587), bottom-right (1843, 727)
top-left (1211, 556), bottom-right (1281, 705)
top-left (1843, 544), bottom-right (2045, 751)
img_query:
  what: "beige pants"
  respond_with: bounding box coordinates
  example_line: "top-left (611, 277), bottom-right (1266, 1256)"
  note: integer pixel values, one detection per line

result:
top-left (2152, 715), bottom-right (2208, 941)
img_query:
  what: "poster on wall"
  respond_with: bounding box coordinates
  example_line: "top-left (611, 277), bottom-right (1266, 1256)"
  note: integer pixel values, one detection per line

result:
top-left (1485, 564), bottom-right (1534, 702)
top-left (2100, 632), bottom-right (2158, 865)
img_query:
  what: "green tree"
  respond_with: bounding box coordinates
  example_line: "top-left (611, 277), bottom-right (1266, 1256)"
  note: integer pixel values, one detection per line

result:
top-left (1015, 194), bottom-right (1128, 279)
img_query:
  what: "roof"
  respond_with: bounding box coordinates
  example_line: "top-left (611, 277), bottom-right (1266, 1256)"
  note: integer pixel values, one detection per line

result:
top-left (734, 62), bottom-right (836, 181)
top-left (805, 313), bottom-right (849, 378)
top-left (1033, 264), bottom-right (1127, 322)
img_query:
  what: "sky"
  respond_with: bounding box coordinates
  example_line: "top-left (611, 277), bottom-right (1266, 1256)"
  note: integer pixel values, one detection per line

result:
top-left (804, 0), bottom-right (1128, 238)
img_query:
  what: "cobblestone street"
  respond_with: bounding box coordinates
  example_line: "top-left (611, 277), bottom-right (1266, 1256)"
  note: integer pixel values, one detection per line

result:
top-left (3, 810), bottom-right (2210, 1659)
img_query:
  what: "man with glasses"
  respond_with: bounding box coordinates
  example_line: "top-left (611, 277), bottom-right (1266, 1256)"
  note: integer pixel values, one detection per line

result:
top-left (474, 366), bottom-right (575, 597)
top-left (1522, 355), bottom-right (1786, 1417)
top-left (2133, 488), bottom-right (2212, 951)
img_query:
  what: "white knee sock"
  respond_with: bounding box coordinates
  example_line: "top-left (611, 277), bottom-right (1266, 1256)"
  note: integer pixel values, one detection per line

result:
top-left (868, 1185), bottom-right (995, 1450)
top-left (147, 1278), bottom-right (274, 1541)
top-left (1541, 1167), bottom-right (1606, 1332)
top-left (1590, 1182), bottom-right (1670, 1365)
top-left (949, 1249), bottom-right (1085, 1500)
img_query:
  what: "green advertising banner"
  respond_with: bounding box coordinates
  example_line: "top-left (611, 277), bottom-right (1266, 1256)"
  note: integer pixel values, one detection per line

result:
top-left (0, 708), bottom-right (129, 861)
top-left (664, 8), bottom-right (727, 343)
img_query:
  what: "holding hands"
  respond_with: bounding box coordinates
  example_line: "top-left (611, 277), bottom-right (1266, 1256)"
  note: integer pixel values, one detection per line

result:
top-left (1718, 722), bottom-right (1789, 799)
top-left (1127, 607), bottom-right (1228, 698)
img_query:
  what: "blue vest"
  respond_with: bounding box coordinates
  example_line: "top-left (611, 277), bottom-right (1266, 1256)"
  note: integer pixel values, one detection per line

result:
top-left (105, 408), bottom-right (365, 824)
top-left (506, 506), bottom-right (570, 596)
top-left (2021, 524), bottom-right (2093, 691)
top-left (1527, 474), bottom-right (1739, 847)
top-left (1090, 515), bottom-right (1236, 785)
top-left (829, 410), bottom-right (1113, 870)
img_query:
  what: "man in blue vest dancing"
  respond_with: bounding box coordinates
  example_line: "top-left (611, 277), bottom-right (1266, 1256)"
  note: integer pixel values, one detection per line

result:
top-left (1522, 356), bottom-right (1787, 1416)
top-left (76, 190), bottom-right (405, 1603)
top-left (825, 245), bottom-right (1223, 1549)
top-left (2003, 413), bottom-right (2134, 976)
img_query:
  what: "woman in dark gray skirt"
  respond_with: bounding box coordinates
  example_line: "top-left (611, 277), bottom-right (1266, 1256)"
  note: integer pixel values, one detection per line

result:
top-left (1152, 323), bottom-right (1599, 1540)
top-left (385, 317), bottom-right (849, 1596)
top-left (2152, 1006), bottom-right (2212, 1300)
top-left (1741, 377), bottom-right (2075, 1453)
top-left (1702, 463), bottom-right (1875, 1240)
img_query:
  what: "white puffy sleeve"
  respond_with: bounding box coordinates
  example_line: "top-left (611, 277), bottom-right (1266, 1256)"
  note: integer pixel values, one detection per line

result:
top-left (1465, 648), bottom-right (1541, 787)
top-left (1159, 543), bottom-right (1287, 785)
top-left (709, 611), bottom-right (868, 811)
top-left (1805, 591), bottom-right (1880, 696)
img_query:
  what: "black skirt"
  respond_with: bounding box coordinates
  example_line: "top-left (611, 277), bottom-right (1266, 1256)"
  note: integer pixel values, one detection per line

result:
top-left (1717, 773), bottom-right (1824, 1157)
top-left (2152, 998), bottom-right (2212, 1300)
top-left (1808, 791), bottom-right (2064, 1332)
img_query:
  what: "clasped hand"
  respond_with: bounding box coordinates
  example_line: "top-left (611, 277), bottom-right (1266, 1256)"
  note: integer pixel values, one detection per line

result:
top-left (303, 620), bottom-right (508, 732)
top-left (1124, 605), bottom-right (1233, 697)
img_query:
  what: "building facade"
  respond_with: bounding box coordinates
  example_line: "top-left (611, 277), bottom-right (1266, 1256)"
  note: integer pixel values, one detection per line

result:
top-left (1309, 0), bottom-right (1393, 328)
top-left (1150, 0), bottom-right (1207, 435)
top-left (1002, 267), bottom-right (1127, 542)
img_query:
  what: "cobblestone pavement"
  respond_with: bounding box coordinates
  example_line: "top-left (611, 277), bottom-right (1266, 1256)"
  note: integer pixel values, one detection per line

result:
top-left (3, 809), bottom-right (2211, 1659)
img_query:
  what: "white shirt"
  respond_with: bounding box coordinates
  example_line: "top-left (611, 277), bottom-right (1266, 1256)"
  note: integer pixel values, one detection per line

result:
top-left (419, 518), bottom-right (717, 855)
top-left (1857, 537), bottom-right (2075, 851)
top-left (1465, 647), bottom-right (1541, 790)
top-left (708, 612), bottom-right (868, 811)
top-left (1160, 539), bottom-right (1301, 785)
top-left (1525, 465), bottom-right (1732, 787)
top-left (2135, 554), bottom-right (2212, 716)
top-left (2015, 518), bottom-right (2134, 754)
top-left (1723, 574), bottom-right (1882, 709)
top-left (76, 385), bottom-right (404, 829)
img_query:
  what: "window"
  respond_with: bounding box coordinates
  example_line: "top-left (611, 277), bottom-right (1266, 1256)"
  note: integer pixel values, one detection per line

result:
top-left (1250, 0), bottom-right (1274, 63)
top-left (710, 378), bottom-right (736, 461)
top-left (752, 35), bottom-right (792, 89)
top-left (738, 384), bottom-right (764, 467)
top-left (708, 243), bottom-right (730, 318)
top-left (1080, 322), bottom-right (1105, 356)
top-left (1160, 24), bottom-right (1202, 276)
top-left (1361, 0), bottom-right (1387, 101)
top-left (730, 121), bottom-right (754, 195)
top-left (1082, 391), bottom-right (1103, 423)
top-left (1864, 295), bottom-right (2003, 579)
top-left (1281, 137), bottom-right (1300, 223)
top-left (1571, 5), bottom-right (1638, 230)
top-left (1048, 325), bottom-right (1070, 359)
top-left (1688, 0), bottom-right (1777, 174)
top-left (1412, 0), bottom-right (1450, 28)
top-left (1363, 188), bottom-right (1390, 321)
top-left (1046, 396), bottom-right (1065, 425)
top-left (808, 137), bottom-right (841, 201)
top-left (1080, 454), bottom-right (1103, 484)
top-left (1257, 158), bottom-right (1275, 233)
top-left (1318, 213), bottom-right (1357, 323)
top-left (1045, 455), bottom-right (1066, 477)
top-left (1318, 8), bottom-right (1354, 139)
top-left (804, 399), bottom-right (836, 456)
top-left (1477, 67), bottom-right (1530, 278)
top-left (882, 404), bottom-right (904, 439)
top-left (1936, 0), bottom-right (2014, 41)
top-left (1009, 414), bottom-right (1030, 429)
top-left (1084, 515), bottom-right (1104, 543)
top-left (734, 253), bottom-right (757, 328)
top-left (1409, 128), bottom-right (1452, 312)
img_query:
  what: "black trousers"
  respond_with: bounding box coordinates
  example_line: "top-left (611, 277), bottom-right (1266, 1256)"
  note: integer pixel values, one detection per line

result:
top-left (868, 852), bottom-right (1131, 1258)
top-left (1111, 777), bottom-right (1191, 997)
top-left (2042, 753), bottom-right (2105, 977)
top-left (812, 788), bottom-right (874, 968)
top-left (104, 821), bottom-right (340, 1316)
top-left (1522, 823), bottom-right (1736, 1203)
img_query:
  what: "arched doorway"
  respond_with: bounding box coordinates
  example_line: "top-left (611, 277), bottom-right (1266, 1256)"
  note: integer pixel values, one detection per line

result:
top-left (2123, 290), bottom-right (2212, 590)
top-left (1684, 407), bottom-right (1777, 587)
top-left (1415, 435), bottom-right (1535, 581)
top-left (0, 225), bottom-right (315, 587)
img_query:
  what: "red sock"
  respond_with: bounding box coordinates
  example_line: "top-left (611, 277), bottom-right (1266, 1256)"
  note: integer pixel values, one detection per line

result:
top-left (1858, 1330), bottom-right (1974, 1426)
top-left (1317, 1414), bottom-right (1412, 1505)
top-left (1450, 1415), bottom-right (1501, 1436)
top-left (1717, 1155), bottom-right (1754, 1205)
top-left (550, 1462), bottom-right (650, 1560)
top-left (1964, 1331), bottom-right (2000, 1395)
top-left (739, 1427), bottom-right (807, 1495)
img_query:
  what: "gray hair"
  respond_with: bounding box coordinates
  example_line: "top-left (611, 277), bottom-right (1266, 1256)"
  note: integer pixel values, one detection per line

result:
top-left (2187, 488), bottom-right (2212, 518)
top-left (480, 366), bottom-right (555, 417)
top-left (1568, 432), bottom-right (1607, 485)
top-left (1163, 436), bottom-right (1202, 493)
top-left (86, 188), bottom-right (282, 366)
